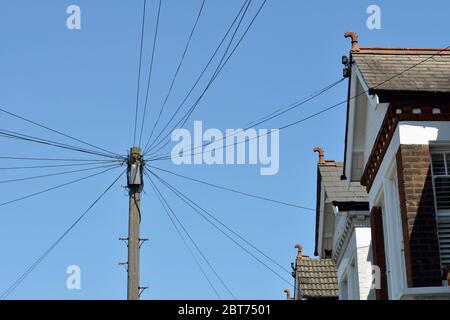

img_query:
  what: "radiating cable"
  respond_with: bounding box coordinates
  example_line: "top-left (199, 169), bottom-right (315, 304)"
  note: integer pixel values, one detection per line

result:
top-left (147, 175), bottom-right (222, 299)
top-left (0, 169), bottom-right (125, 300)
top-left (148, 169), bottom-right (293, 287)
top-left (150, 165), bottom-right (314, 211)
top-left (0, 106), bottom-right (120, 158)
top-left (145, 0), bottom-right (254, 155)
top-left (0, 163), bottom-right (120, 184)
top-left (0, 129), bottom-right (123, 159)
top-left (144, 0), bottom-right (206, 147)
top-left (0, 160), bottom-right (122, 171)
top-left (149, 168), bottom-right (293, 276)
top-left (0, 156), bottom-right (120, 162)
top-left (146, 0), bottom-right (268, 156)
top-left (0, 165), bottom-right (122, 208)
top-left (143, 0), bottom-right (251, 153)
top-left (149, 77), bottom-right (344, 160)
top-left (138, 0), bottom-right (162, 147)
top-left (149, 45), bottom-right (450, 161)
top-left (148, 173), bottom-right (236, 299)
top-left (133, 0), bottom-right (148, 146)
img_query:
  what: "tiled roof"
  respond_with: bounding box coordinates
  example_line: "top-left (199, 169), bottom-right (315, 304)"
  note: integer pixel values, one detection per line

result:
top-left (352, 48), bottom-right (450, 94)
top-left (318, 162), bottom-right (367, 203)
top-left (314, 161), bottom-right (368, 256)
top-left (296, 258), bottom-right (338, 299)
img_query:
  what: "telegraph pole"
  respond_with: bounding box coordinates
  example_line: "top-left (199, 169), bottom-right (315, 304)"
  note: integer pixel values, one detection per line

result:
top-left (126, 147), bottom-right (143, 300)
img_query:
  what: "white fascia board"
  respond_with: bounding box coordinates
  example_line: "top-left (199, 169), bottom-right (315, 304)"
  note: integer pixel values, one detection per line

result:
top-left (399, 121), bottom-right (450, 145)
top-left (345, 68), bottom-right (358, 189)
top-left (345, 65), bottom-right (379, 187)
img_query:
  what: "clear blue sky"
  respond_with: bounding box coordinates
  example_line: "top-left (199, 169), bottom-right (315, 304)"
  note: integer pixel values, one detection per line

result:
top-left (0, 0), bottom-right (448, 300)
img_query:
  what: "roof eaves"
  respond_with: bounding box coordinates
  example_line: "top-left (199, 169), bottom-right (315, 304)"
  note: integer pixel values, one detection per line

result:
top-left (331, 200), bottom-right (369, 212)
top-left (355, 47), bottom-right (450, 55)
top-left (368, 88), bottom-right (450, 102)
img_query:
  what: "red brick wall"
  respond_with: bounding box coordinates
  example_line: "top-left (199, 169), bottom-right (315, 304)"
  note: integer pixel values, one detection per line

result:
top-left (396, 144), bottom-right (442, 287)
top-left (370, 207), bottom-right (389, 300)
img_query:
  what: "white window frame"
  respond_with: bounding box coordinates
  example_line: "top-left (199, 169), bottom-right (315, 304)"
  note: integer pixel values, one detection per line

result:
top-left (383, 162), bottom-right (407, 299)
top-left (430, 150), bottom-right (450, 215)
top-left (430, 149), bottom-right (450, 267)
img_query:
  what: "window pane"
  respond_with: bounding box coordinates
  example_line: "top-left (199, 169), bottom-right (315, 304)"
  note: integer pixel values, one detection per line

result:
top-left (432, 153), bottom-right (446, 175)
top-left (447, 153), bottom-right (450, 173)
top-left (437, 218), bottom-right (450, 265)
top-left (435, 177), bottom-right (450, 210)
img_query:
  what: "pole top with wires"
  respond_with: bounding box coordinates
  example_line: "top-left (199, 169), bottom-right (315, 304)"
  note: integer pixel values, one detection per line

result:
top-left (127, 147), bottom-right (144, 190)
top-left (129, 147), bottom-right (142, 159)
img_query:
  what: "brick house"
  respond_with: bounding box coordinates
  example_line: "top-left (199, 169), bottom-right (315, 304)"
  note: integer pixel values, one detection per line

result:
top-left (341, 32), bottom-right (450, 299)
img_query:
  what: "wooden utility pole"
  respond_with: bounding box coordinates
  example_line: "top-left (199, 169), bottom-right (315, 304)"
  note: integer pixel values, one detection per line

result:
top-left (127, 147), bottom-right (143, 300)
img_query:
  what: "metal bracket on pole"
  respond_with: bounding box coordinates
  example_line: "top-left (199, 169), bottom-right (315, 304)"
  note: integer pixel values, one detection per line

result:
top-left (119, 262), bottom-right (128, 272)
top-left (139, 286), bottom-right (149, 297)
top-left (139, 237), bottom-right (149, 248)
top-left (119, 237), bottom-right (129, 247)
